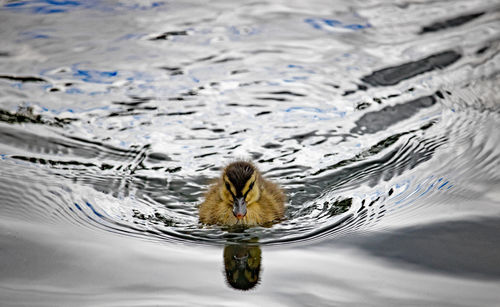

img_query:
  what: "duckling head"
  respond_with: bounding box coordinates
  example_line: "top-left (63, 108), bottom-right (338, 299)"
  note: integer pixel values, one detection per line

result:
top-left (219, 161), bottom-right (261, 221)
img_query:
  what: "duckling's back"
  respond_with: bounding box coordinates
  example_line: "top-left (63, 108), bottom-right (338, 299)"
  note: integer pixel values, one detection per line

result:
top-left (259, 178), bottom-right (286, 221)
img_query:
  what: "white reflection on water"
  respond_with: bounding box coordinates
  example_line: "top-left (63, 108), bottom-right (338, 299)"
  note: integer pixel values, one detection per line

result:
top-left (2, 218), bottom-right (500, 306)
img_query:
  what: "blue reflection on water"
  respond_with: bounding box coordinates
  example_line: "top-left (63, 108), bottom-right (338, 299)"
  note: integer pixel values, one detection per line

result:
top-left (74, 202), bottom-right (82, 211)
top-left (3, 0), bottom-right (166, 14)
top-left (86, 201), bottom-right (104, 218)
top-left (75, 69), bottom-right (118, 83)
top-left (4, 0), bottom-right (81, 14)
top-left (19, 31), bottom-right (51, 39)
top-left (393, 176), bottom-right (453, 207)
top-left (305, 18), bottom-right (372, 31)
top-left (65, 88), bottom-right (84, 94)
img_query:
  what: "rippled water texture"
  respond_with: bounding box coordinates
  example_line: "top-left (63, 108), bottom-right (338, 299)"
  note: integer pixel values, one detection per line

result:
top-left (1, 0), bottom-right (500, 305)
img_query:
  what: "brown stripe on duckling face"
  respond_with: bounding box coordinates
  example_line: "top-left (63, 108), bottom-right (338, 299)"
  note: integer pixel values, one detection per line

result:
top-left (222, 175), bottom-right (237, 197)
top-left (241, 173), bottom-right (256, 198)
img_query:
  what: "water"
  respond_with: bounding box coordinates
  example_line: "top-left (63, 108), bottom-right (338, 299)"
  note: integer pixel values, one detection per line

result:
top-left (1, 0), bottom-right (500, 305)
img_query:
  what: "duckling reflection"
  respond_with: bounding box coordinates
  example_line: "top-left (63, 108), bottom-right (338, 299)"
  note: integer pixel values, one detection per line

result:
top-left (223, 243), bottom-right (262, 291)
top-left (199, 160), bottom-right (285, 226)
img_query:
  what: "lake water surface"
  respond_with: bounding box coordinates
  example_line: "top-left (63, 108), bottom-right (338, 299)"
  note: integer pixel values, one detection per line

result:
top-left (1, 0), bottom-right (500, 306)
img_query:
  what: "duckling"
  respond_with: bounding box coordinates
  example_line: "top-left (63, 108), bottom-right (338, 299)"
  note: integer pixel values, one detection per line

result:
top-left (199, 161), bottom-right (285, 226)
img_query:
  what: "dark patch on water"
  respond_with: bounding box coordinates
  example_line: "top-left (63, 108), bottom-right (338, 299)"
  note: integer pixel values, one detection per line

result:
top-left (419, 12), bottom-right (485, 34)
top-left (355, 102), bottom-right (371, 110)
top-left (150, 30), bottom-right (189, 40)
top-left (159, 66), bottom-right (183, 75)
top-left (0, 106), bottom-right (76, 127)
top-left (133, 209), bottom-right (176, 226)
top-left (230, 69), bottom-right (249, 75)
top-left (476, 45), bottom-right (489, 55)
top-left (361, 50), bottom-right (462, 86)
top-left (213, 57), bottom-right (242, 64)
top-left (255, 111), bottom-right (271, 116)
top-left (227, 103), bottom-right (265, 107)
top-left (262, 143), bottom-right (282, 149)
top-left (347, 217), bottom-right (500, 280)
top-left (113, 96), bottom-right (152, 106)
top-left (256, 97), bottom-right (289, 102)
top-left (285, 130), bottom-right (317, 143)
top-left (268, 91), bottom-right (306, 97)
top-left (229, 129), bottom-right (247, 135)
top-left (0, 74), bottom-right (47, 83)
top-left (157, 111), bottom-right (196, 116)
top-left (351, 95), bottom-right (436, 135)
top-left (146, 152), bottom-right (171, 162)
top-left (194, 152), bottom-right (218, 158)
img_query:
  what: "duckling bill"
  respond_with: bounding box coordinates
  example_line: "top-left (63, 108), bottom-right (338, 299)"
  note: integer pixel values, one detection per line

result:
top-left (199, 161), bottom-right (285, 226)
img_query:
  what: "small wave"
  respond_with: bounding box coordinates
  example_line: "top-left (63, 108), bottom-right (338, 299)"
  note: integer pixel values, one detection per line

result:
top-left (0, 129), bottom-right (461, 247)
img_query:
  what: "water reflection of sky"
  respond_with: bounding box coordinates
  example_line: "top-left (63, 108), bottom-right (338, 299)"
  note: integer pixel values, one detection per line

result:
top-left (1, 0), bottom-right (500, 304)
top-left (4, 0), bottom-right (167, 14)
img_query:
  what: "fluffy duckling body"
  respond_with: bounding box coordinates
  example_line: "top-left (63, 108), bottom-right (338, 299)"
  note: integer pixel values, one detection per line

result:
top-left (199, 161), bottom-right (285, 226)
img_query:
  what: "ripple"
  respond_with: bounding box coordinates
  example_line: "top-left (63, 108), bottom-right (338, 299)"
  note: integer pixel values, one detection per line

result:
top-left (0, 0), bottom-right (499, 250)
top-left (1, 80), bottom-right (498, 248)
top-left (0, 119), bottom-right (462, 247)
